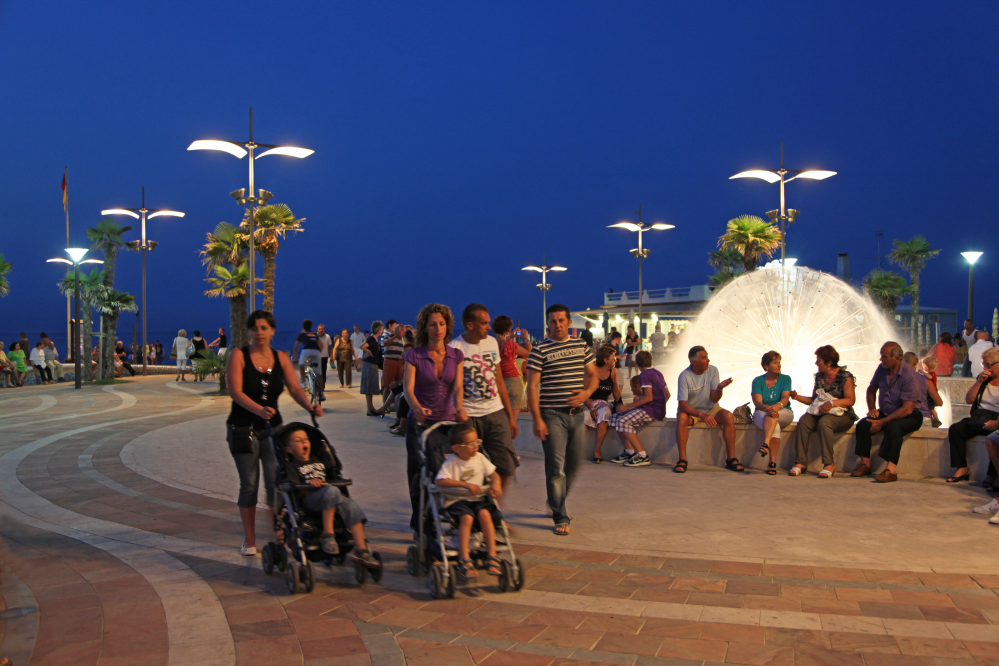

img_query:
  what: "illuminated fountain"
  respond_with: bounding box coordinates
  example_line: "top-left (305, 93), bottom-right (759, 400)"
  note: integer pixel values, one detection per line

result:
top-left (659, 263), bottom-right (950, 425)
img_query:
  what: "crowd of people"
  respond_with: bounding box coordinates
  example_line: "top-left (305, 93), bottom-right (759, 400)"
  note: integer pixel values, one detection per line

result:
top-left (1, 333), bottom-right (66, 386)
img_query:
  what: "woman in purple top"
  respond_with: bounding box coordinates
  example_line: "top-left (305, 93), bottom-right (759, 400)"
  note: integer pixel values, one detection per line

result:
top-left (403, 303), bottom-right (466, 530)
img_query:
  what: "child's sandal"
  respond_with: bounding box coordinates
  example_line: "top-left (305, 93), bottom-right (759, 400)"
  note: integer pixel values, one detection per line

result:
top-left (456, 557), bottom-right (477, 578)
top-left (486, 556), bottom-right (502, 576)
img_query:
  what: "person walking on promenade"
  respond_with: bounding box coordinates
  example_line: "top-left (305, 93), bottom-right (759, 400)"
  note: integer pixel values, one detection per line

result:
top-left (624, 324), bottom-right (640, 380)
top-left (191, 330), bottom-right (208, 357)
top-left (449, 304), bottom-right (520, 504)
top-left (608, 350), bottom-right (669, 467)
top-left (928, 332), bottom-right (956, 377)
top-left (316, 324), bottom-right (332, 387)
top-left (172, 330), bottom-right (190, 381)
top-left (155, 340), bottom-right (164, 365)
top-left (649, 323), bottom-right (667, 366)
top-left (789, 345), bottom-right (857, 477)
top-left (226, 310), bottom-right (322, 556)
top-left (962, 319), bottom-right (979, 377)
top-left (850, 342), bottom-right (924, 483)
top-left (331, 328), bottom-right (355, 388)
top-left (749, 351), bottom-right (793, 476)
top-left (40, 333), bottom-right (65, 382)
top-left (675, 346), bottom-right (743, 473)
top-left (527, 304), bottom-right (597, 536)
top-left (494, 317), bottom-right (532, 411)
top-left (585, 346), bottom-right (621, 463)
top-left (360, 321), bottom-right (385, 415)
top-left (382, 321), bottom-right (406, 403)
top-left (403, 303), bottom-right (466, 530)
top-left (945, 346), bottom-right (999, 484)
top-left (208, 327), bottom-right (228, 356)
top-left (351, 325), bottom-right (365, 372)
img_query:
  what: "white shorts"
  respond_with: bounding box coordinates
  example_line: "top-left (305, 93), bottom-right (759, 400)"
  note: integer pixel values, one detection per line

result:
top-left (299, 349), bottom-right (322, 369)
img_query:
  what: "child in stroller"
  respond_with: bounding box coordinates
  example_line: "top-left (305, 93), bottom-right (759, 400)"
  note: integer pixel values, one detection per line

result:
top-left (434, 423), bottom-right (504, 577)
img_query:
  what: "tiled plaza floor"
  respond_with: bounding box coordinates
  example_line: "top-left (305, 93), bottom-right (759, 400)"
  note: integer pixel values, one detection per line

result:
top-left (1, 376), bottom-right (998, 666)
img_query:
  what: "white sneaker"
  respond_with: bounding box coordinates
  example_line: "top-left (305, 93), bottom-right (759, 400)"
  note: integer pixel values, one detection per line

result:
top-left (990, 513), bottom-right (999, 525)
top-left (972, 498), bottom-right (998, 515)
top-left (240, 541), bottom-right (257, 556)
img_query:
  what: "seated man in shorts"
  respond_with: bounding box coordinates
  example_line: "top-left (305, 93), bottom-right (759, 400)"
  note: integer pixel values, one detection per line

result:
top-left (435, 424), bottom-right (503, 578)
top-left (675, 346), bottom-right (743, 473)
top-left (608, 351), bottom-right (669, 467)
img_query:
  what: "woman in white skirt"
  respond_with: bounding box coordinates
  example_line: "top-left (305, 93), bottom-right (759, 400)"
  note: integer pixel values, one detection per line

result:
top-left (751, 350), bottom-right (793, 475)
top-left (173, 329), bottom-right (190, 382)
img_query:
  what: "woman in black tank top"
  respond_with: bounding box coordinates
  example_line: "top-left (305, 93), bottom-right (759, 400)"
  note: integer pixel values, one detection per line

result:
top-left (227, 310), bottom-right (322, 557)
top-left (584, 345), bottom-right (622, 463)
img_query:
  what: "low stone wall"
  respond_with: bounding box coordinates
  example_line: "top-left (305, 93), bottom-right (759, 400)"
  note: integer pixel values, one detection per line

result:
top-left (512, 412), bottom-right (994, 481)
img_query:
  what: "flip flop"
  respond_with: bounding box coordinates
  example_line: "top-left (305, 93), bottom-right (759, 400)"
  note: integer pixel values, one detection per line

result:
top-left (554, 523), bottom-right (570, 536)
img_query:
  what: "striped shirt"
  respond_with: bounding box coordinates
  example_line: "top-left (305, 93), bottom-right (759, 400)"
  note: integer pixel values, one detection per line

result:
top-left (383, 337), bottom-right (405, 362)
top-left (527, 337), bottom-right (595, 408)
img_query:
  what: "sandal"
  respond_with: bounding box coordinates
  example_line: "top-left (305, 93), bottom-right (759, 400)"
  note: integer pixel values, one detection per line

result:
top-left (486, 556), bottom-right (502, 576)
top-left (946, 473), bottom-right (970, 483)
top-left (351, 548), bottom-right (378, 567)
top-left (818, 468), bottom-right (834, 478)
top-left (593, 456), bottom-right (603, 464)
top-left (456, 557), bottom-right (478, 578)
top-left (554, 523), bottom-right (570, 536)
top-left (759, 444), bottom-right (769, 458)
top-left (673, 459), bottom-right (688, 474)
top-left (788, 465), bottom-right (805, 476)
top-left (725, 458), bottom-right (745, 472)
top-left (766, 462), bottom-right (777, 475)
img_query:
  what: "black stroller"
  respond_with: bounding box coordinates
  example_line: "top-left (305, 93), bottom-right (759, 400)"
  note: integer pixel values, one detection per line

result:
top-left (406, 421), bottom-right (524, 598)
top-left (261, 418), bottom-right (384, 593)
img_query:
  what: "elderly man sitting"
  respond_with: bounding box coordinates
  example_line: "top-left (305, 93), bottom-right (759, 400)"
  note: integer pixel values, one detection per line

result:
top-left (850, 342), bottom-right (925, 482)
top-left (675, 346), bottom-right (743, 473)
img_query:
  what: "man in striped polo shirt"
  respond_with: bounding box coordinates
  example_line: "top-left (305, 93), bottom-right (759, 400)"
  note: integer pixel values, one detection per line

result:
top-left (527, 304), bottom-right (597, 536)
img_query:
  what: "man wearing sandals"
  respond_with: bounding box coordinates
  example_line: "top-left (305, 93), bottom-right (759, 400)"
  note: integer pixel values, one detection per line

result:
top-left (675, 346), bottom-right (744, 473)
top-left (528, 304), bottom-right (598, 535)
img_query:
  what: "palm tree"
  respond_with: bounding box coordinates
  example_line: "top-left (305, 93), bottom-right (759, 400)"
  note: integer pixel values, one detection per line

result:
top-left (244, 203), bottom-right (304, 313)
top-left (889, 235), bottom-right (940, 343)
top-left (57, 268), bottom-right (105, 380)
top-left (864, 268), bottom-right (912, 316)
top-left (707, 247), bottom-right (744, 286)
top-left (205, 263), bottom-right (257, 351)
top-left (718, 215), bottom-right (782, 272)
top-left (709, 270), bottom-right (740, 288)
top-left (87, 218), bottom-right (134, 377)
top-left (0, 253), bottom-right (10, 297)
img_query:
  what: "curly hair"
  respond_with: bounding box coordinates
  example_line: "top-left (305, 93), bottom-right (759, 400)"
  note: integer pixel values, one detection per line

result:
top-left (983, 346), bottom-right (999, 367)
top-left (414, 303), bottom-right (454, 348)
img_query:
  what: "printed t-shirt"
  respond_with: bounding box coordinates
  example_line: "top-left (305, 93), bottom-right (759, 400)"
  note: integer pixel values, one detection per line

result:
top-left (526, 337), bottom-right (595, 409)
top-left (285, 447), bottom-right (337, 485)
top-left (499, 338), bottom-right (521, 378)
top-left (405, 346), bottom-right (463, 420)
top-left (751, 374), bottom-right (792, 410)
top-left (435, 451), bottom-right (497, 507)
top-left (297, 331), bottom-right (320, 351)
top-left (449, 335), bottom-right (504, 418)
top-left (638, 367), bottom-right (668, 420)
top-left (362, 335), bottom-right (382, 365)
top-left (677, 365), bottom-right (720, 411)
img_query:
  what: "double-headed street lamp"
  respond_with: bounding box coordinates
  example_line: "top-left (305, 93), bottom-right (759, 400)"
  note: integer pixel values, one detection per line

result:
top-left (47, 248), bottom-right (103, 389)
top-left (961, 252), bottom-right (983, 323)
top-left (609, 205), bottom-right (674, 342)
top-left (188, 108), bottom-right (313, 312)
top-left (730, 142), bottom-right (836, 268)
top-left (102, 187), bottom-right (185, 375)
top-left (522, 257), bottom-right (566, 332)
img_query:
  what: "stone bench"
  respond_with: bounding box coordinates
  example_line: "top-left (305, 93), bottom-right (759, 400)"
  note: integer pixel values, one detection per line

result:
top-left (512, 413), bottom-right (995, 481)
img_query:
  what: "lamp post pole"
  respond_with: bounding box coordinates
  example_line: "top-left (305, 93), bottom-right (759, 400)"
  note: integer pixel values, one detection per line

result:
top-left (522, 257), bottom-right (566, 333)
top-left (961, 252), bottom-right (983, 322)
top-left (48, 249), bottom-right (103, 389)
top-left (608, 208), bottom-right (673, 344)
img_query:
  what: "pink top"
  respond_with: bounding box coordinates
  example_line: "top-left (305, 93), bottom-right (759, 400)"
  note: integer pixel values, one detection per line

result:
top-left (498, 338), bottom-right (520, 379)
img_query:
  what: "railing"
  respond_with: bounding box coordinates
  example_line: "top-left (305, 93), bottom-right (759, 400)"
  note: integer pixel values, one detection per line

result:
top-left (603, 285), bottom-right (712, 306)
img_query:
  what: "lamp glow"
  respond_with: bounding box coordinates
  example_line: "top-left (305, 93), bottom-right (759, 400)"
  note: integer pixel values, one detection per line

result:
top-left (650, 223), bottom-right (675, 230)
top-left (65, 248), bottom-right (88, 263)
top-left (962, 252), bottom-right (983, 265)
top-left (794, 170), bottom-right (837, 180)
top-left (550, 266), bottom-right (567, 272)
top-left (522, 266), bottom-right (542, 272)
top-left (81, 259), bottom-right (105, 264)
top-left (46, 258), bottom-right (71, 264)
top-left (147, 211), bottom-right (186, 219)
top-left (101, 209), bottom-right (141, 218)
top-left (256, 146), bottom-right (314, 159)
top-left (609, 222), bottom-right (641, 232)
top-left (730, 170), bottom-right (781, 183)
top-left (187, 140), bottom-right (248, 159)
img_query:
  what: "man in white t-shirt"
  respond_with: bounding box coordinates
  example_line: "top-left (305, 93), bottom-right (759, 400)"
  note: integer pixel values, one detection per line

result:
top-left (350, 325), bottom-right (365, 372)
top-left (969, 331), bottom-right (995, 377)
top-left (317, 324), bottom-right (333, 389)
top-left (449, 304), bottom-right (520, 501)
top-left (675, 345), bottom-right (742, 473)
top-left (962, 319), bottom-right (980, 377)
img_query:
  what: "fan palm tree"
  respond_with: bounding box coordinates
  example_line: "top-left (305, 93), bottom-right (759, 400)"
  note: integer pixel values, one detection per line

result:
top-left (205, 263), bottom-right (258, 351)
top-left (707, 247), bottom-right (744, 286)
top-left (864, 268), bottom-right (912, 315)
top-left (57, 268), bottom-right (105, 380)
top-left (244, 203), bottom-right (304, 313)
top-left (0, 253), bottom-right (11, 297)
top-left (87, 218), bottom-right (134, 376)
top-left (718, 215), bottom-right (782, 272)
top-left (889, 235), bottom-right (940, 343)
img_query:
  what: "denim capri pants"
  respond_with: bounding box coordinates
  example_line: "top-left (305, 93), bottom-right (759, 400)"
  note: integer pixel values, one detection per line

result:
top-left (301, 485), bottom-right (366, 528)
top-left (231, 427), bottom-right (276, 508)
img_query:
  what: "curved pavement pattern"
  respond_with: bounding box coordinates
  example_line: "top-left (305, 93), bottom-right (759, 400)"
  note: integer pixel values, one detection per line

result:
top-left (1, 376), bottom-right (999, 666)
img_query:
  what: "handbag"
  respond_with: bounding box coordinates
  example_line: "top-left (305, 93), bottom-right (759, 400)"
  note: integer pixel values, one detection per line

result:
top-left (170, 348), bottom-right (177, 360)
top-left (227, 423), bottom-right (255, 455)
top-left (186, 343), bottom-right (196, 357)
top-left (806, 388), bottom-right (846, 416)
top-left (733, 403), bottom-right (753, 424)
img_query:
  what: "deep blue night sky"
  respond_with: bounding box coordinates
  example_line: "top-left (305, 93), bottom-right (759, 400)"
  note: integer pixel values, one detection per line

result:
top-left (2, 2), bottom-right (997, 347)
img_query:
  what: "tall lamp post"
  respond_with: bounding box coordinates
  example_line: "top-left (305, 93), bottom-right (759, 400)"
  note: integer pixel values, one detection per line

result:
top-left (730, 142), bottom-right (836, 268)
top-left (608, 205), bottom-right (674, 343)
top-left (188, 108), bottom-right (313, 312)
top-left (47, 248), bottom-right (103, 389)
top-left (102, 187), bottom-right (185, 376)
top-left (961, 252), bottom-right (983, 323)
top-left (522, 257), bottom-right (566, 332)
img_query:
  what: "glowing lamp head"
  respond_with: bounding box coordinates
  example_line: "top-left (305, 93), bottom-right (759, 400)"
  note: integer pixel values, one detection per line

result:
top-left (730, 170), bottom-right (781, 183)
top-left (65, 248), bottom-right (88, 263)
top-left (255, 146), bottom-right (314, 159)
top-left (550, 266), bottom-right (567, 272)
top-left (796, 170), bottom-right (836, 180)
top-left (522, 266), bottom-right (542, 272)
top-left (147, 211), bottom-right (185, 219)
top-left (101, 209), bottom-right (140, 219)
top-left (187, 140), bottom-right (248, 159)
top-left (962, 252), bottom-right (984, 265)
top-left (608, 222), bottom-right (641, 232)
top-left (650, 223), bottom-right (675, 230)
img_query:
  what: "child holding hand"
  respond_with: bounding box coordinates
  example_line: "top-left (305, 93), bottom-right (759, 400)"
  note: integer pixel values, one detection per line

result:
top-left (435, 424), bottom-right (503, 578)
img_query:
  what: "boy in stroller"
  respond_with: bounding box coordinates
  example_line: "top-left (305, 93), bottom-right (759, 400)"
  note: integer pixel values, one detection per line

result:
top-left (434, 423), bottom-right (504, 577)
top-left (282, 426), bottom-right (377, 565)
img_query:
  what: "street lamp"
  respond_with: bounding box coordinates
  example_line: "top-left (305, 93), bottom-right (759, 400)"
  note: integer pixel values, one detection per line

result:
top-left (188, 107), bottom-right (313, 312)
top-left (522, 257), bottom-right (566, 332)
top-left (961, 252), bottom-right (983, 323)
top-left (102, 187), bottom-right (185, 376)
top-left (608, 205), bottom-right (674, 343)
top-left (47, 248), bottom-right (103, 389)
top-left (730, 142), bottom-right (835, 268)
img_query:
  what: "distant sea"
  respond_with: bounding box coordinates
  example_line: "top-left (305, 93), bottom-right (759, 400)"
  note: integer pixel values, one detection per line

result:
top-left (0, 329), bottom-right (307, 356)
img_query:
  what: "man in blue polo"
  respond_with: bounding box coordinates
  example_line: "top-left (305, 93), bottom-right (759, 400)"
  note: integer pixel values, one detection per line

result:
top-left (851, 341), bottom-right (924, 483)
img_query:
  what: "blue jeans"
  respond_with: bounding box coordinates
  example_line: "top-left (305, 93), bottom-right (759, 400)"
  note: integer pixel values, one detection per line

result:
top-left (301, 485), bottom-right (366, 528)
top-left (231, 428), bottom-right (276, 508)
top-left (540, 408), bottom-right (586, 525)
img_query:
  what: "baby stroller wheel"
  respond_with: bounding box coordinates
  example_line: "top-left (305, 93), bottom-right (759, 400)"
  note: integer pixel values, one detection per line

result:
top-left (445, 566), bottom-right (456, 598)
top-left (406, 546), bottom-right (419, 576)
top-left (303, 561), bottom-right (316, 593)
top-left (277, 546), bottom-right (288, 573)
top-left (370, 552), bottom-right (384, 583)
top-left (262, 543), bottom-right (275, 575)
top-left (498, 560), bottom-right (512, 592)
top-left (512, 558), bottom-right (525, 591)
top-left (428, 564), bottom-right (444, 599)
top-left (353, 558), bottom-right (367, 584)
top-left (286, 561), bottom-right (301, 594)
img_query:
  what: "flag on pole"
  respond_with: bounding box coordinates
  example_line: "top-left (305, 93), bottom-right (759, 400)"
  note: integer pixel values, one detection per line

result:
top-left (61, 172), bottom-right (68, 212)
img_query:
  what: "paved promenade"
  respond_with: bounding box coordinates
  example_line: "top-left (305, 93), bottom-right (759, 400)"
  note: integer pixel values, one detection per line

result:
top-left (2, 376), bottom-right (999, 666)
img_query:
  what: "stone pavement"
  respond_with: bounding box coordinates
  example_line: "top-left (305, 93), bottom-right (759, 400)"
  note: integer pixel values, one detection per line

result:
top-left (1, 375), bottom-right (999, 666)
